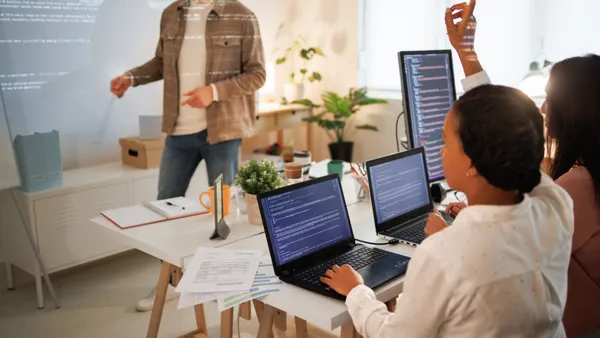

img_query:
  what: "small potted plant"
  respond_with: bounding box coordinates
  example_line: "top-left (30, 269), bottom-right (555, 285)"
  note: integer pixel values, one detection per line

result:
top-left (275, 35), bottom-right (325, 102)
top-left (295, 87), bottom-right (388, 162)
top-left (234, 160), bottom-right (284, 225)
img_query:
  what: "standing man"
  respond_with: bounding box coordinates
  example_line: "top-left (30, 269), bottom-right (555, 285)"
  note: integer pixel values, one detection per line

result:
top-left (110, 0), bottom-right (265, 311)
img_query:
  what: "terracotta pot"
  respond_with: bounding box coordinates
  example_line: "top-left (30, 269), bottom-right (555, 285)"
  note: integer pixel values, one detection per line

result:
top-left (245, 194), bottom-right (263, 226)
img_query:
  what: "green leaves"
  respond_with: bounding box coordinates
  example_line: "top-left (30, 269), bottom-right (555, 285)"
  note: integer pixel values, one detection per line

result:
top-left (308, 72), bottom-right (322, 83)
top-left (300, 87), bottom-right (388, 143)
top-left (275, 35), bottom-right (325, 84)
top-left (292, 99), bottom-right (319, 108)
top-left (355, 124), bottom-right (379, 132)
top-left (235, 160), bottom-right (284, 195)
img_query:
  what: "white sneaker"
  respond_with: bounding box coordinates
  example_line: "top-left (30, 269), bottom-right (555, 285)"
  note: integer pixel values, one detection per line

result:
top-left (135, 285), bottom-right (179, 312)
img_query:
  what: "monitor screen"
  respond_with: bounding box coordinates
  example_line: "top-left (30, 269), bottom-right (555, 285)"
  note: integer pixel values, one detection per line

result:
top-left (400, 51), bottom-right (456, 182)
top-left (260, 178), bottom-right (353, 267)
top-left (369, 151), bottom-right (431, 224)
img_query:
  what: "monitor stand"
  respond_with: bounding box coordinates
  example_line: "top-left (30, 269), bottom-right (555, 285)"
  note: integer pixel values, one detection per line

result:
top-left (210, 218), bottom-right (231, 240)
top-left (209, 174), bottom-right (231, 240)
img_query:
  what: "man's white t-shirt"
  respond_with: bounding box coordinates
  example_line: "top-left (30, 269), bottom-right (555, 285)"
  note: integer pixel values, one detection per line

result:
top-left (173, 2), bottom-right (213, 136)
top-left (345, 73), bottom-right (575, 338)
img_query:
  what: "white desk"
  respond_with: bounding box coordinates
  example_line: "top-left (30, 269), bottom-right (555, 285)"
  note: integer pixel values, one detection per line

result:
top-left (212, 202), bottom-right (416, 337)
top-left (91, 212), bottom-right (264, 338)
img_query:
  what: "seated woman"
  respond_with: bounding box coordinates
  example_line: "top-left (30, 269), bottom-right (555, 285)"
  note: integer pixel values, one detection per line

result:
top-left (320, 2), bottom-right (575, 337)
top-left (443, 2), bottom-right (600, 336)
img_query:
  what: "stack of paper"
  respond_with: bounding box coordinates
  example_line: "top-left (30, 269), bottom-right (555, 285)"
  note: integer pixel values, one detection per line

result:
top-left (176, 248), bottom-right (281, 310)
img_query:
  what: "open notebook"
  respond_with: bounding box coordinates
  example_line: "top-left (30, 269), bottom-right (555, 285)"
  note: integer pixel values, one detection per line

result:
top-left (101, 197), bottom-right (207, 229)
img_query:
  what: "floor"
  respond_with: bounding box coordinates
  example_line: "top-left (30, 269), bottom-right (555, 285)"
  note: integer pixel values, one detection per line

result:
top-left (0, 251), bottom-right (338, 338)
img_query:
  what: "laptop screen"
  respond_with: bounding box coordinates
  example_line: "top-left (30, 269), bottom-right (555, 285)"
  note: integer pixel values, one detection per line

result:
top-left (369, 151), bottom-right (431, 224)
top-left (260, 177), bottom-right (353, 267)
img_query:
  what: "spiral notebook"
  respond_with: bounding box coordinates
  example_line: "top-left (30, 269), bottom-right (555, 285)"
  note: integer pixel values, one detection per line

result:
top-left (101, 197), bottom-right (207, 229)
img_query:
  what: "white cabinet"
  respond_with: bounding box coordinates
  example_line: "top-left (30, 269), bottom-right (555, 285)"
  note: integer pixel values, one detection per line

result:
top-left (1, 162), bottom-right (207, 308)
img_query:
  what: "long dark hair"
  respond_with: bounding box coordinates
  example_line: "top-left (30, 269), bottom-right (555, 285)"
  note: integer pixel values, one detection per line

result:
top-left (454, 85), bottom-right (545, 194)
top-left (546, 54), bottom-right (600, 201)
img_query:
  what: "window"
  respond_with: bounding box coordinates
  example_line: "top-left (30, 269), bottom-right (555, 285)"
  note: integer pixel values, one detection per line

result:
top-left (359, 0), bottom-right (541, 97)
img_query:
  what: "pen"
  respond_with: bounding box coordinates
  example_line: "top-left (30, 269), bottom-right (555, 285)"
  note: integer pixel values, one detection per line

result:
top-left (166, 201), bottom-right (186, 210)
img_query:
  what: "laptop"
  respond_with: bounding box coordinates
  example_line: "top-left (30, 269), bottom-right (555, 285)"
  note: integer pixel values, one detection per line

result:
top-left (257, 174), bottom-right (411, 300)
top-left (366, 147), bottom-right (454, 247)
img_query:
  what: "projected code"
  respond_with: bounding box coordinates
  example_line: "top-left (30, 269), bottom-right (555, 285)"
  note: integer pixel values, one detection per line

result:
top-left (261, 181), bottom-right (352, 266)
top-left (370, 153), bottom-right (430, 224)
top-left (403, 54), bottom-right (455, 181)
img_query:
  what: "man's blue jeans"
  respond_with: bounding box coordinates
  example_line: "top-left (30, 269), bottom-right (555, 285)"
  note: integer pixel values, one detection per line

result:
top-left (156, 130), bottom-right (241, 285)
top-left (157, 130), bottom-right (241, 199)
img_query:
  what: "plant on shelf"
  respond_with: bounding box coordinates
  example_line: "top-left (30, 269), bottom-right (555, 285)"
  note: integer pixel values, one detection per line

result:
top-left (234, 160), bottom-right (284, 225)
top-left (294, 87), bottom-right (388, 162)
top-left (275, 35), bottom-right (325, 102)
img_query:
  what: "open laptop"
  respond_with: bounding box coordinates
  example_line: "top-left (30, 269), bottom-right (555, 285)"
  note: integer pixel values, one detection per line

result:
top-left (366, 147), bottom-right (454, 247)
top-left (257, 174), bottom-right (410, 300)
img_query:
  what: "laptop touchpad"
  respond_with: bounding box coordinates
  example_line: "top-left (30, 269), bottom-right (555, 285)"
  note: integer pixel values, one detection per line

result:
top-left (358, 268), bottom-right (388, 287)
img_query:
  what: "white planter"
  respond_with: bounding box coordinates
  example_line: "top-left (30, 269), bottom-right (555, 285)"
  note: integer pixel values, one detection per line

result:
top-left (284, 83), bottom-right (305, 102)
top-left (245, 194), bottom-right (263, 226)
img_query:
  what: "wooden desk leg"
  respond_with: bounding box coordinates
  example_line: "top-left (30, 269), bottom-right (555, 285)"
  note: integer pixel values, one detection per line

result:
top-left (220, 308), bottom-right (234, 338)
top-left (385, 298), bottom-right (397, 312)
top-left (257, 303), bottom-right (277, 338)
top-left (239, 301), bottom-right (252, 320)
top-left (340, 323), bottom-right (361, 338)
top-left (194, 304), bottom-right (209, 337)
top-left (253, 300), bottom-right (274, 338)
top-left (275, 309), bottom-right (287, 331)
top-left (295, 317), bottom-right (309, 338)
top-left (147, 262), bottom-right (172, 338)
top-left (172, 267), bottom-right (183, 286)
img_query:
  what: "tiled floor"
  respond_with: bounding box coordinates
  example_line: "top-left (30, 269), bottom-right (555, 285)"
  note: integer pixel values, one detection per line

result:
top-left (0, 251), bottom-right (338, 338)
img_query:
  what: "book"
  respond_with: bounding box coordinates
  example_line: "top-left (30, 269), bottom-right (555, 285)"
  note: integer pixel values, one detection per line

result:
top-left (101, 197), bottom-right (207, 229)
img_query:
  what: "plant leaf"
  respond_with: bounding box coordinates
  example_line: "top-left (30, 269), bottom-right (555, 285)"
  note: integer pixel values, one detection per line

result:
top-left (322, 92), bottom-right (341, 114)
top-left (293, 99), bottom-right (319, 108)
top-left (355, 124), bottom-right (379, 132)
top-left (300, 68), bottom-right (307, 75)
top-left (358, 98), bottom-right (388, 106)
top-left (314, 48), bottom-right (325, 57)
top-left (300, 49), bottom-right (310, 60)
top-left (308, 75), bottom-right (315, 83)
top-left (312, 72), bottom-right (322, 81)
top-left (276, 57), bottom-right (287, 65)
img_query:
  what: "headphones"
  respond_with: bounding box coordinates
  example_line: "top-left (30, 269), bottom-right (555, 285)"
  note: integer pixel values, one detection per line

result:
top-left (430, 183), bottom-right (447, 204)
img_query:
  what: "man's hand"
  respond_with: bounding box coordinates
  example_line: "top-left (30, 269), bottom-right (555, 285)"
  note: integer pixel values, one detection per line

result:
top-left (445, 0), bottom-right (477, 55)
top-left (320, 264), bottom-right (364, 297)
top-left (425, 209), bottom-right (449, 237)
top-left (110, 73), bottom-right (132, 98)
top-left (445, 202), bottom-right (467, 217)
top-left (181, 86), bottom-right (214, 109)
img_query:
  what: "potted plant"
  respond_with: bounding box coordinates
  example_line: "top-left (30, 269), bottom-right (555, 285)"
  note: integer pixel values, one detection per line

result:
top-left (275, 35), bottom-right (325, 102)
top-left (234, 160), bottom-right (284, 225)
top-left (295, 87), bottom-right (388, 162)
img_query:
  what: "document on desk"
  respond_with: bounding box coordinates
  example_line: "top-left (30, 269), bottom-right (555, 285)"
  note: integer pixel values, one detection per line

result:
top-left (176, 248), bottom-right (262, 294)
top-left (217, 256), bottom-right (282, 311)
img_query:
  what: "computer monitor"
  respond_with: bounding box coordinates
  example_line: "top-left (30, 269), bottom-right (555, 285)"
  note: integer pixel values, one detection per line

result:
top-left (258, 175), bottom-right (354, 269)
top-left (366, 147), bottom-right (433, 233)
top-left (398, 50), bottom-right (457, 182)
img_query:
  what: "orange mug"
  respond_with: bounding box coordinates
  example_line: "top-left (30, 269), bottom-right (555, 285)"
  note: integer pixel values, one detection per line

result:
top-left (199, 185), bottom-right (231, 217)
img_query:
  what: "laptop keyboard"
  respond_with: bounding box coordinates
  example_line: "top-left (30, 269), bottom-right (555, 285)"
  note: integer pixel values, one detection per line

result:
top-left (294, 246), bottom-right (389, 285)
top-left (389, 212), bottom-right (454, 244)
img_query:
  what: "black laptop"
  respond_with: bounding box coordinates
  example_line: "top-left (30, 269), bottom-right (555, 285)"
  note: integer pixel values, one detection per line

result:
top-left (366, 147), bottom-right (454, 247)
top-left (257, 174), bottom-right (411, 300)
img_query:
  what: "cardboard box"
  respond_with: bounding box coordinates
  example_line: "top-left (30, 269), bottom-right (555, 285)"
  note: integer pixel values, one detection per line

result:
top-left (119, 137), bottom-right (164, 169)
